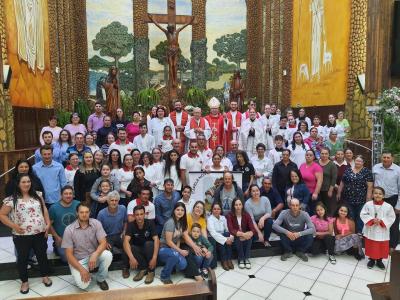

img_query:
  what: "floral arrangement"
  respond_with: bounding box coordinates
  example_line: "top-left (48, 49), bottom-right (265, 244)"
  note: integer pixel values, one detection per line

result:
top-left (377, 87), bottom-right (400, 120)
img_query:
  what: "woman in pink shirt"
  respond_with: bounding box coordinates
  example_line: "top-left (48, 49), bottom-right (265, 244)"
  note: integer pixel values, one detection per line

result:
top-left (299, 150), bottom-right (323, 208)
top-left (126, 111), bottom-right (141, 142)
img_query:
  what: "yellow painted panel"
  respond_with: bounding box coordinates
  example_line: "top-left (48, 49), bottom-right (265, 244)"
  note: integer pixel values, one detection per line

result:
top-left (291, 0), bottom-right (351, 107)
top-left (5, 0), bottom-right (53, 108)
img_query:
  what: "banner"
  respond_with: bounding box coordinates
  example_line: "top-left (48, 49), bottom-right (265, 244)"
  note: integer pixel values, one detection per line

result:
top-left (188, 171), bottom-right (243, 202)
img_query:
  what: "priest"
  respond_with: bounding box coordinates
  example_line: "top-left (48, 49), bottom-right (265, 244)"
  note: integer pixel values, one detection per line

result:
top-left (184, 107), bottom-right (211, 141)
top-left (238, 108), bottom-right (264, 157)
top-left (226, 100), bottom-right (242, 151)
top-left (205, 97), bottom-right (226, 151)
top-left (169, 100), bottom-right (189, 153)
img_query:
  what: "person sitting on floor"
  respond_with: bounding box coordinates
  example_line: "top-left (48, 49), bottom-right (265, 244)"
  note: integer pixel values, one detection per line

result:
top-left (189, 223), bottom-right (214, 279)
top-left (62, 204), bottom-right (113, 290)
top-left (272, 198), bottom-right (315, 262)
top-left (122, 205), bottom-right (159, 283)
top-left (97, 191), bottom-right (127, 254)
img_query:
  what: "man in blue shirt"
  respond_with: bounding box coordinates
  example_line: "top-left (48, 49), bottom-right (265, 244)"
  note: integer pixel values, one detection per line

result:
top-left (154, 179), bottom-right (180, 234)
top-left (33, 145), bottom-right (67, 206)
top-left (66, 133), bottom-right (90, 162)
top-left (260, 177), bottom-right (284, 219)
top-left (49, 185), bottom-right (80, 262)
top-left (35, 131), bottom-right (62, 163)
top-left (97, 191), bottom-right (127, 253)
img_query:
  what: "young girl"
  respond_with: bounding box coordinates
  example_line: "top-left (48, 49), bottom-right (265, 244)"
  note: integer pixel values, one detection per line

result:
top-left (360, 187), bottom-right (395, 269)
top-left (310, 202), bottom-right (336, 264)
top-left (93, 179), bottom-right (112, 217)
top-left (163, 150), bottom-right (182, 191)
top-left (160, 125), bottom-right (174, 153)
top-left (189, 223), bottom-right (213, 279)
top-left (127, 166), bottom-right (151, 200)
top-left (333, 204), bottom-right (364, 260)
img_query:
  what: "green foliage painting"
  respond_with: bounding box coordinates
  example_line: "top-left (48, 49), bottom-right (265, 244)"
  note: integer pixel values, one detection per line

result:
top-left (213, 29), bottom-right (247, 69)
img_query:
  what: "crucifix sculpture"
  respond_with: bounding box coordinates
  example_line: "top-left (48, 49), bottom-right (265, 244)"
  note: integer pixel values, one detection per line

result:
top-left (147, 0), bottom-right (196, 100)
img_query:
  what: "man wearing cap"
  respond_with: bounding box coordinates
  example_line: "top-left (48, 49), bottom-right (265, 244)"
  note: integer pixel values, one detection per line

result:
top-left (169, 100), bottom-right (189, 154)
top-left (184, 107), bottom-right (211, 141)
top-left (205, 97), bottom-right (226, 151)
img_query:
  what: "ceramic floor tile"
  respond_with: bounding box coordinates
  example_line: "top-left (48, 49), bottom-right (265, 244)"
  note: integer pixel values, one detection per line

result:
top-left (30, 277), bottom-right (72, 296)
top-left (5, 289), bottom-right (41, 299)
top-left (317, 269), bottom-right (351, 288)
top-left (216, 282), bottom-right (237, 300)
top-left (280, 274), bottom-right (314, 293)
top-left (49, 284), bottom-right (84, 296)
top-left (309, 281), bottom-right (345, 300)
top-left (254, 266), bottom-right (287, 284)
top-left (334, 254), bottom-right (359, 265)
top-left (356, 260), bottom-right (387, 272)
top-left (107, 270), bottom-right (143, 288)
top-left (0, 237), bottom-right (14, 250)
top-left (217, 270), bottom-right (249, 288)
top-left (342, 289), bottom-right (372, 300)
top-left (85, 278), bottom-right (128, 293)
top-left (136, 277), bottom-right (164, 287)
top-left (250, 256), bottom-right (272, 266)
top-left (230, 289), bottom-right (264, 300)
top-left (0, 280), bottom-right (24, 299)
top-left (290, 263), bottom-right (322, 280)
top-left (347, 277), bottom-right (374, 295)
top-left (241, 277), bottom-right (276, 298)
top-left (324, 259), bottom-right (356, 276)
top-left (268, 285), bottom-right (305, 300)
top-left (303, 296), bottom-right (325, 300)
top-left (57, 275), bottom-right (76, 285)
top-left (214, 265), bottom-right (226, 277)
top-left (234, 262), bottom-right (261, 276)
top-left (265, 256), bottom-right (298, 272)
top-left (302, 255), bottom-right (329, 269)
top-left (352, 267), bottom-right (386, 283)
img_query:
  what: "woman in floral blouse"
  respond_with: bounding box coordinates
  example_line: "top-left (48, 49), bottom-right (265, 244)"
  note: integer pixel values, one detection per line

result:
top-left (0, 174), bottom-right (52, 294)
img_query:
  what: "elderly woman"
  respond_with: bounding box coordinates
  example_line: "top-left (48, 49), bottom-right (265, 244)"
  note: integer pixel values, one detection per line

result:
top-left (64, 113), bottom-right (87, 141)
top-left (324, 128), bottom-right (344, 158)
top-left (39, 115), bottom-right (62, 145)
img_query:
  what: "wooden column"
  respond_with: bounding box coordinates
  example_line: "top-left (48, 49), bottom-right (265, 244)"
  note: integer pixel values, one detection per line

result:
top-left (366, 0), bottom-right (395, 93)
top-left (191, 0), bottom-right (207, 89)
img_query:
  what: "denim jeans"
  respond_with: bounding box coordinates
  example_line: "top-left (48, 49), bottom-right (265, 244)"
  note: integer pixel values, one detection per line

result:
top-left (279, 233), bottom-right (313, 253)
top-left (158, 247), bottom-right (187, 280)
top-left (56, 246), bottom-right (67, 263)
top-left (256, 218), bottom-right (273, 241)
top-left (234, 237), bottom-right (252, 261)
top-left (193, 253), bottom-right (213, 269)
top-left (348, 203), bottom-right (364, 233)
top-left (69, 250), bottom-right (113, 289)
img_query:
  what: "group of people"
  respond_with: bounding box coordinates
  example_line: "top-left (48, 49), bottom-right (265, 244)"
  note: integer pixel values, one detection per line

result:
top-left (1, 98), bottom-right (399, 295)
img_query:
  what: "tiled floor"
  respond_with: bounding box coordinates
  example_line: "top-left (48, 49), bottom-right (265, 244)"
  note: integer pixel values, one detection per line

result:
top-left (0, 236), bottom-right (391, 300)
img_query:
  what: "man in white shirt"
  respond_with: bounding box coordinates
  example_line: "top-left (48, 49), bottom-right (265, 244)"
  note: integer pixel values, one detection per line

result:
top-left (251, 143), bottom-right (274, 186)
top-left (127, 187), bottom-right (155, 222)
top-left (372, 151), bottom-right (400, 249)
top-left (108, 128), bottom-right (135, 157)
top-left (272, 116), bottom-right (289, 144)
top-left (260, 104), bottom-right (277, 151)
top-left (180, 141), bottom-right (203, 187)
top-left (184, 107), bottom-right (211, 141)
top-left (132, 123), bottom-right (155, 153)
top-left (196, 133), bottom-right (213, 165)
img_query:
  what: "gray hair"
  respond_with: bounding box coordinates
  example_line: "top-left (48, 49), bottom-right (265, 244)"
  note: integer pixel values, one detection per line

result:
top-left (107, 190), bottom-right (120, 201)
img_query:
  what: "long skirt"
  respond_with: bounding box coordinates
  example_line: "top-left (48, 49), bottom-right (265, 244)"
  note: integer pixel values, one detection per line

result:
top-left (335, 234), bottom-right (364, 256)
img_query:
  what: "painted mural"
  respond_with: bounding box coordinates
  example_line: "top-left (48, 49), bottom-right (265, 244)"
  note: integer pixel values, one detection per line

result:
top-left (5, 0), bottom-right (53, 108)
top-left (87, 0), bottom-right (246, 98)
top-left (292, 0), bottom-right (351, 107)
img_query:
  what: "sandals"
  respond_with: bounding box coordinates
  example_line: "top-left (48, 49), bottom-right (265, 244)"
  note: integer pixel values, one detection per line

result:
top-left (20, 283), bottom-right (29, 294)
top-left (43, 278), bottom-right (53, 287)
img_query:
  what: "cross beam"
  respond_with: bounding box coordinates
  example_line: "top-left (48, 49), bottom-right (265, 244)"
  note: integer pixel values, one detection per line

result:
top-left (144, 0), bottom-right (197, 26)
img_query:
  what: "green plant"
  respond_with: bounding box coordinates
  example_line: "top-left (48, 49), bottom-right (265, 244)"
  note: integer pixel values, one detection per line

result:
top-left (136, 88), bottom-right (160, 112)
top-left (121, 92), bottom-right (136, 121)
top-left (74, 99), bottom-right (91, 125)
top-left (56, 109), bottom-right (72, 128)
top-left (186, 87), bottom-right (209, 114)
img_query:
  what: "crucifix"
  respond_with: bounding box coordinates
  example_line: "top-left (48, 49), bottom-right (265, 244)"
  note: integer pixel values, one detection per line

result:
top-left (147, 0), bottom-right (196, 100)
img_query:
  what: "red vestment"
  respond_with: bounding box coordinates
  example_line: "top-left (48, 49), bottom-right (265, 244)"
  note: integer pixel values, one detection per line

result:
top-left (205, 113), bottom-right (225, 151)
top-left (169, 110), bottom-right (189, 153)
top-left (226, 111), bottom-right (242, 151)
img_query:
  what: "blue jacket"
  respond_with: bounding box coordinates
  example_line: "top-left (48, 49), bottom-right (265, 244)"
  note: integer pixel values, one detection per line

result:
top-left (154, 191), bottom-right (180, 226)
top-left (285, 183), bottom-right (310, 206)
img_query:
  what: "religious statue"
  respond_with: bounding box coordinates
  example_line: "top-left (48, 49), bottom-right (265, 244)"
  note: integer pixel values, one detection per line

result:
top-left (102, 66), bottom-right (120, 118)
top-left (147, 13), bottom-right (195, 90)
top-left (229, 70), bottom-right (245, 111)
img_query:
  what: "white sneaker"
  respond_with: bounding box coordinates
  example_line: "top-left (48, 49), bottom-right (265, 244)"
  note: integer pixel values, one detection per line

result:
top-left (329, 255), bottom-right (337, 265)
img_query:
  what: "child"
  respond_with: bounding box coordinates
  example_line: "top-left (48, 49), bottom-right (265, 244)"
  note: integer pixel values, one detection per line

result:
top-left (268, 135), bottom-right (285, 165)
top-left (160, 126), bottom-right (173, 153)
top-left (190, 223), bottom-right (214, 279)
top-left (310, 202), bottom-right (336, 264)
top-left (92, 179), bottom-right (112, 217)
top-left (333, 204), bottom-right (364, 261)
top-left (360, 187), bottom-right (395, 269)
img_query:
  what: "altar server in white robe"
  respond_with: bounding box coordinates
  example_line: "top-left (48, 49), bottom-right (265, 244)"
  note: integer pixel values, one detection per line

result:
top-left (132, 122), bottom-right (155, 153)
top-left (148, 106), bottom-right (176, 147)
top-left (260, 104), bottom-right (277, 151)
top-left (361, 186), bottom-right (396, 269)
top-left (238, 108), bottom-right (264, 157)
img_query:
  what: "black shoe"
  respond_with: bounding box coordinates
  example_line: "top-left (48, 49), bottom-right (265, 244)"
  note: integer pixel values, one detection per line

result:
top-left (161, 278), bottom-right (173, 284)
top-left (367, 259), bottom-right (375, 269)
top-left (376, 259), bottom-right (385, 270)
top-left (97, 280), bottom-right (109, 290)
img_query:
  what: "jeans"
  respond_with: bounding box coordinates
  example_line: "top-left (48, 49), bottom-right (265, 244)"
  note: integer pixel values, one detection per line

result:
top-left (234, 237), bottom-right (252, 261)
top-left (209, 235), bottom-right (232, 268)
top-left (348, 203), bottom-right (364, 233)
top-left (257, 218), bottom-right (273, 241)
top-left (13, 232), bottom-right (50, 282)
top-left (158, 247), bottom-right (187, 280)
top-left (385, 195), bottom-right (399, 248)
top-left (56, 246), bottom-right (67, 263)
top-left (122, 241), bottom-right (155, 271)
top-left (193, 253), bottom-right (213, 269)
top-left (279, 233), bottom-right (313, 253)
top-left (106, 234), bottom-right (123, 251)
top-left (69, 250), bottom-right (113, 289)
top-left (311, 235), bottom-right (335, 255)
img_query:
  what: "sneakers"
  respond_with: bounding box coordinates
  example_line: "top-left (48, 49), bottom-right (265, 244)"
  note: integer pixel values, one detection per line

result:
top-left (376, 259), bottom-right (385, 270)
top-left (97, 280), bottom-right (109, 291)
top-left (133, 270), bottom-right (147, 281)
top-left (295, 252), bottom-right (308, 262)
top-left (144, 271), bottom-right (155, 284)
top-left (281, 252), bottom-right (293, 261)
top-left (328, 255), bottom-right (337, 265)
top-left (367, 259), bottom-right (376, 269)
top-left (238, 261), bottom-right (246, 269)
top-left (201, 268), bottom-right (209, 279)
top-left (245, 259), bottom-right (251, 269)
